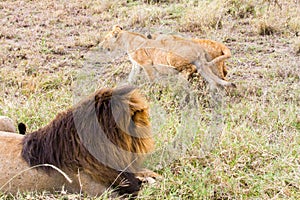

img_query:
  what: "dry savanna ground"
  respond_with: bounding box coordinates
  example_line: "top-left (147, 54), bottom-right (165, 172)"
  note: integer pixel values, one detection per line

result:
top-left (0, 0), bottom-right (299, 199)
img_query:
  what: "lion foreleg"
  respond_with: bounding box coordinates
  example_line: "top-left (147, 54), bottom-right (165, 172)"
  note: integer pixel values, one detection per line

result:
top-left (128, 62), bottom-right (141, 83)
top-left (130, 51), bottom-right (156, 82)
top-left (141, 63), bottom-right (156, 82)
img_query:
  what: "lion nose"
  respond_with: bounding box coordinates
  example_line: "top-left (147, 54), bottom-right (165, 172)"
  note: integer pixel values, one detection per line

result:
top-left (107, 48), bottom-right (110, 51)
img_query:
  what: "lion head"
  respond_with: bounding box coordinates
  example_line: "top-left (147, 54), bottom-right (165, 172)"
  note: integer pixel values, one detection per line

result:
top-left (100, 25), bottom-right (124, 52)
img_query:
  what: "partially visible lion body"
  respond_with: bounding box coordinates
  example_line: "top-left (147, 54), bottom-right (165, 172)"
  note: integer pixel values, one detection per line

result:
top-left (101, 26), bottom-right (235, 88)
top-left (130, 47), bottom-right (198, 80)
top-left (193, 39), bottom-right (231, 79)
top-left (0, 116), bottom-right (16, 132)
top-left (0, 131), bottom-right (106, 195)
top-left (0, 86), bottom-right (154, 197)
top-left (147, 33), bottom-right (231, 80)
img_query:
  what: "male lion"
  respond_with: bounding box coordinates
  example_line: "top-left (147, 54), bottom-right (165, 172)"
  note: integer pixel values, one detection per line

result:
top-left (100, 25), bottom-right (235, 89)
top-left (0, 86), bottom-right (156, 198)
top-left (147, 33), bottom-right (231, 80)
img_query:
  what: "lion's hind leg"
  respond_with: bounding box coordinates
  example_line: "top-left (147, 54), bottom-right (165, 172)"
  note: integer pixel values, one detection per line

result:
top-left (193, 59), bottom-right (236, 89)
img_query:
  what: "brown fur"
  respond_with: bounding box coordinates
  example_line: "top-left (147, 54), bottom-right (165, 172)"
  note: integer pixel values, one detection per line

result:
top-left (100, 25), bottom-right (235, 88)
top-left (0, 116), bottom-right (16, 133)
top-left (0, 86), bottom-right (155, 197)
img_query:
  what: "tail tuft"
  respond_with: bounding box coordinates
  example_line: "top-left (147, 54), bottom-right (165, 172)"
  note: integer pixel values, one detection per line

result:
top-left (18, 123), bottom-right (26, 135)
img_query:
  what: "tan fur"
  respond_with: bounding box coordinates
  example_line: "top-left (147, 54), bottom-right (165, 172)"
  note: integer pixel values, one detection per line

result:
top-left (0, 116), bottom-right (16, 133)
top-left (147, 33), bottom-right (231, 80)
top-left (100, 25), bottom-right (235, 88)
top-left (196, 39), bottom-right (230, 80)
top-left (0, 131), bottom-right (107, 195)
top-left (131, 47), bottom-right (197, 80)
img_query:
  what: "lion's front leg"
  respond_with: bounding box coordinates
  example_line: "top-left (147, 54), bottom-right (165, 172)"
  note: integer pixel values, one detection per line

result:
top-left (130, 51), bottom-right (156, 82)
top-left (141, 63), bottom-right (156, 82)
top-left (128, 62), bottom-right (141, 83)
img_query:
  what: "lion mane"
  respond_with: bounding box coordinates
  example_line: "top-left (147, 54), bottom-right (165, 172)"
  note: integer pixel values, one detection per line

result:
top-left (0, 86), bottom-right (153, 197)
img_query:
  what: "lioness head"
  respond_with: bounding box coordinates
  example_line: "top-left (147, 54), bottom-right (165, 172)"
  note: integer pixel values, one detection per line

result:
top-left (100, 25), bottom-right (123, 52)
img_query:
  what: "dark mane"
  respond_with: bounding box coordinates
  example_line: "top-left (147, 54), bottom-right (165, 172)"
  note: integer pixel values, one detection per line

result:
top-left (21, 85), bottom-right (153, 195)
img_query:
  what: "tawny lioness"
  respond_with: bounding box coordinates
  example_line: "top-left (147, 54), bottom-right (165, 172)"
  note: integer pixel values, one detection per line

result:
top-left (100, 25), bottom-right (235, 88)
top-left (147, 33), bottom-right (231, 80)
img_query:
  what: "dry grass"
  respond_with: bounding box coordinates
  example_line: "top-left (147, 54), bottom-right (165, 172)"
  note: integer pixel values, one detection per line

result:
top-left (178, 1), bottom-right (225, 33)
top-left (294, 38), bottom-right (300, 54)
top-left (0, 0), bottom-right (299, 199)
top-left (253, 0), bottom-right (300, 36)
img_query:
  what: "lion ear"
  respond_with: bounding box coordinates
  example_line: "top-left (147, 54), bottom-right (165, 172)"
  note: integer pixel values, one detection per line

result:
top-left (112, 25), bottom-right (123, 38)
top-left (112, 25), bottom-right (123, 31)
